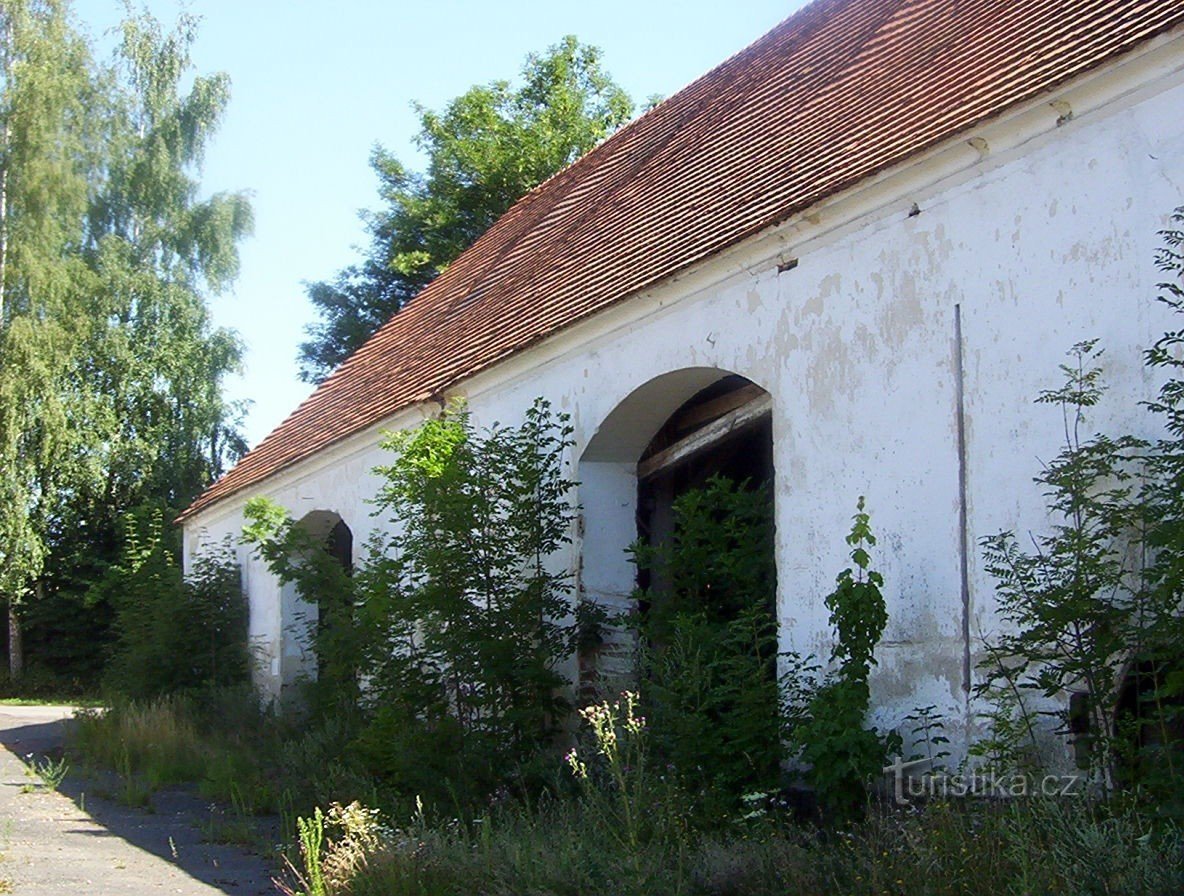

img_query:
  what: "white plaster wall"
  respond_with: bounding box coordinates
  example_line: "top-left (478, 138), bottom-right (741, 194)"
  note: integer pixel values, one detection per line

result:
top-left (185, 40), bottom-right (1184, 754)
top-left (183, 405), bottom-right (432, 702)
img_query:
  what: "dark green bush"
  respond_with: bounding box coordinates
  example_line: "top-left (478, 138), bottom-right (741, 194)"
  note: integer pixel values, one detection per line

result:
top-left (98, 508), bottom-right (248, 699)
top-left (631, 475), bottom-right (782, 815)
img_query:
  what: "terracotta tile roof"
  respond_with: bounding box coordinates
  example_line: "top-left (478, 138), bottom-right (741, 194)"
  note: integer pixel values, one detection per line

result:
top-left (180, 0), bottom-right (1184, 522)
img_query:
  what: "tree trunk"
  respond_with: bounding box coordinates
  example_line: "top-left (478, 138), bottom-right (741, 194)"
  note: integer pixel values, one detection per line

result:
top-left (7, 599), bottom-right (22, 681)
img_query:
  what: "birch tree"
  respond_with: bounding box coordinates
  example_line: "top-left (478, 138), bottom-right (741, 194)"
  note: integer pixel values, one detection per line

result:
top-left (0, 3), bottom-right (251, 681)
top-left (0, 0), bottom-right (97, 678)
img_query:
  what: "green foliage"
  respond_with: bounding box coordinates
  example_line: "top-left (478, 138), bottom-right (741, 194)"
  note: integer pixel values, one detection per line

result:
top-left (299, 37), bottom-right (634, 381)
top-left (99, 509), bottom-right (247, 699)
top-left (977, 211), bottom-right (1184, 798)
top-left (292, 796), bottom-right (1184, 896)
top-left (242, 496), bottom-right (361, 710)
top-left (0, 0), bottom-right (103, 676)
top-left (1131, 209), bottom-right (1184, 795)
top-left (785, 497), bottom-right (898, 820)
top-left (287, 807), bottom-right (327, 896)
top-left (979, 341), bottom-right (1143, 787)
top-left (903, 704), bottom-right (951, 769)
top-left (246, 398), bottom-right (581, 807)
top-left (0, 1), bottom-right (249, 686)
top-left (360, 399), bottom-right (580, 799)
top-left (630, 476), bottom-right (781, 815)
top-left (825, 498), bottom-right (888, 682)
top-left (20, 753), bottom-right (69, 793)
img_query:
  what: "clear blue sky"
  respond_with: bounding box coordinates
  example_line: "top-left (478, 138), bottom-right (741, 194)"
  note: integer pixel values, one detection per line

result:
top-left (73, 1), bottom-right (806, 449)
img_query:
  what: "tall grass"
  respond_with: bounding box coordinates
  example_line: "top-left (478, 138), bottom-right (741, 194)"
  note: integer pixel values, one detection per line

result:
top-left (67, 687), bottom-right (378, 827)
top-left (332, 797), bottom-right (1184, 896)
top-left (72, 696), bottom-right (210, 786)
top-left (68, 691), bottom-right (1184, 896)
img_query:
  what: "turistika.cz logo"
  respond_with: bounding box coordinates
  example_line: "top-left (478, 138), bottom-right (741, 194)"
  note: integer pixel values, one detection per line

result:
top-left (882, 755), bottom-right (1083, 805)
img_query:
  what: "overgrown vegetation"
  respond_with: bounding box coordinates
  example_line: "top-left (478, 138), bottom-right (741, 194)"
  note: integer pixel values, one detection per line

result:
top-left (243, 399), bottom-right (582, 807)
top-left (783, 497), bottom-right (900, 820)
top-left (0, 1), bottom-right (250, 691)
top-left (275, 700), bottom-right (1184, 896)
top-left (96, 510), bottom-right (248, 699)
top-left (630, 476), bottom-right (781, 818)
top-left (67, 214), bottom-right (1184, 894)
top-left (977, 208), bottom-right (1184, 803)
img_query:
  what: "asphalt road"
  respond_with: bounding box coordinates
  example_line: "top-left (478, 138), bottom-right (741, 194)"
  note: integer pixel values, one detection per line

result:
top-left (0, 704), bottom-right (277, 895)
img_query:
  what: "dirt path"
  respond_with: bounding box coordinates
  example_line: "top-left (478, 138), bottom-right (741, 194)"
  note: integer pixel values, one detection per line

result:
top-left (0, 705), bottom-right (278, 895)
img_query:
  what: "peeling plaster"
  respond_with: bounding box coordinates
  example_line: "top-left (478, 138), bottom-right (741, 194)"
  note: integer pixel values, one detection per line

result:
top-left (185, 67), bottom-right (1184, 759)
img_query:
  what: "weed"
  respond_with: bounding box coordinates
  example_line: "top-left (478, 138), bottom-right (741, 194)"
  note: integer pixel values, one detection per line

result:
top-left (331, 797), bottom-right (1184, 896)
top-left (19, 753), bottom-right (69, 793)
top-left (275, 806), bottom-right (327, 896)
top-left (115, 747), bottom-right (154, 809)
top-left (201, 805), bottom-right (263, 848)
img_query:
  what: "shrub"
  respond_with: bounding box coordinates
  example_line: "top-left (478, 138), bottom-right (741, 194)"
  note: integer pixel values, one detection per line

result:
top-left (630, 476), bottom-right (781, 816)
top-left (784, 497), bottom-right (899, 820)
top-left (98, 508), bottom-right (247, 699)
top-left (245, 398), bottom-right (581, 807)
top-left (978, 213), bottom-right (1184, 796)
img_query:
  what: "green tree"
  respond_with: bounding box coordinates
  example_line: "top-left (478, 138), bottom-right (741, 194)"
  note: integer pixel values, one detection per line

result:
top-left (244, 399), bottom-right (581, 806)
top-left (0, 3), bottom-right (251, 684)
top-left (298, 36), bottom-right (633, 382)
top-left (1140, 209), bottom-right (1184, 700)
top-left (80, 8), bottom-right (252, 516)
top-left (0, 0), bottom-right (99, 678)
top-left (979, 342), bottom-right (1145, 790)
top-left (96, 508), bottom-right (246, 700)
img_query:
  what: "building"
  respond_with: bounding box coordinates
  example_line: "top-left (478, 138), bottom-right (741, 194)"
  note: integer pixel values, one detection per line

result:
top-left (180, 0), bottom-right (1184, 760)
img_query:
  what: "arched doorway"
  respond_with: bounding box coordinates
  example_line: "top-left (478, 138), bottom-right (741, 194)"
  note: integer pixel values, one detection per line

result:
top-left (579, 368), bottom-right (775, 692)
top-left (580, 369), bottom-right (779, 802)
top-left (279, 510), bottom-right (354, 696)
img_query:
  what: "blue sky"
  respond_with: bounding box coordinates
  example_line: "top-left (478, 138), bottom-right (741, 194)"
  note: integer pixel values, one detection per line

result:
top-left (73, 1), bottom-right (806, 449)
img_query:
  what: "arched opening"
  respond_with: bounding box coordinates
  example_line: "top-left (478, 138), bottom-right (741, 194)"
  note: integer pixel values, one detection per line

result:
top-left (580, 369), bottom-right (779, 804)
top-left (279, 510), bottom-right (354, 696)
top-left (579, 369), bottom-right (775, 690)
top-left (636, 375), bottom-right (774, 596)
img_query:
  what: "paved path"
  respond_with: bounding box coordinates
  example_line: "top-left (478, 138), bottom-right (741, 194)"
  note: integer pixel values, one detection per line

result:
top-left (0, 705), bottom-right (277, 895)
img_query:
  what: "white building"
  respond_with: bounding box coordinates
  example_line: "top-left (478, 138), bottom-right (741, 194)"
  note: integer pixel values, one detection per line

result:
top-left (180, 0), bottom-right (1184, 762)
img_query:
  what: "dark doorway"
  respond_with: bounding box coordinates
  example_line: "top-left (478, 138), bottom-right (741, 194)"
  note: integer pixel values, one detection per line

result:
top-left (636, 375), bottom-right (774, 591)
top-left (630, 374), bottom-right (780, 809)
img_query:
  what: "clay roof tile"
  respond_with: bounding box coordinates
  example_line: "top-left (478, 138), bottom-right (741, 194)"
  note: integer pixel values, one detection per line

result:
top-left (179, 0), bottom-right (1184, 522)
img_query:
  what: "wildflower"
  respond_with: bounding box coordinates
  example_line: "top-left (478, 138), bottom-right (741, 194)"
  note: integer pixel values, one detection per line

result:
top-left (565, 747), bottom-right (588, 780)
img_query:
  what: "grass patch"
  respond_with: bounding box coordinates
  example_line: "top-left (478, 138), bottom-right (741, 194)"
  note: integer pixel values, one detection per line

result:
top-left (66, 687), bottom-right (376, 836)
top-left (318, 797), bottom-right (1183, 896)
top-left (68, 690), bottom-right (1184, 896)
top-left (72, 697), bottom-right (209, 787)
top-left (0, 696), bottom-right (102, 707)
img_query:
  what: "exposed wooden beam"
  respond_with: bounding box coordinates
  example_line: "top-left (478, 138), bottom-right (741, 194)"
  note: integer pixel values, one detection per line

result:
top-left (673, 382), bottom-right (767, 432)
top-left (638, 393), bottom-right (772, 481)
